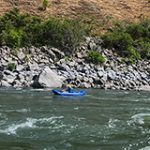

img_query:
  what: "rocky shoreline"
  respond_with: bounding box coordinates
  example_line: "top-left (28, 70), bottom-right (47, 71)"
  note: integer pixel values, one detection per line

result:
top-left (0, 37), bottom-right (150, 91)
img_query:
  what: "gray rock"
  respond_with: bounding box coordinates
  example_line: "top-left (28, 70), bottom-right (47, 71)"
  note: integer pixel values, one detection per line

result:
top-left (59, 64), bottom-right (71, 71)
top-left (1, 58), bottom-right (8, 66)
top-left (82, 76), bottom-right (89, 82)
top-left (76, 59), bottom-right (84, 64)
top-left (29, 47), bottom-right (36, 54)
top-left (76, 52), bottom-right (83, 58)
top-left (3, 75), bottom-right (16, 84)
top-left (0, 71), bottom-right (3, 80)
top-left (68, 61), bottom-right (76, 67)
top-left (1, 80), bottom-right (11, 87)
top-left (13, 80), bottom-right (22, 88)
top-left (4, 70), bottom-right (16, 76)
top-left (58, 58), bottom-right (66, 64)
top-left (85, 37), bottom-right (91, 43)
top-left (39, 59), bottom-right (49, 64)
top-left (97, 71), bottom-right (104, 78)
top-left (49, 58), bottom-right (54, 63)
top-left (16, 65), bottom-right (24, 72)
top-left (140, 72), bottom-right (147, 79)
top-left (101, 74), bottom-right (107, 83)
top-left (17, 74), bottom-right (25, 80)
top-left (47, 49), bottom-right (56, 60)
top-left (107, 70), bottom-right (116, 80)
top-left (75, 74), bottom-right (82, 81)
top-left (17, 51), bottom-right (25, 60)
top-left (80, 82), bottom-right (91, 88)
top-left (95, 66), bottom-right (104, 71)
top-left (28, 62), bottom-right (39, 71)
top-left (33, 66), bottom-right (62, 88)
top-left (51, 48), bottom-right (65, 59)
top-left (88, 41), bottom-right (96, 50)
top-left (76, 65), bottom-right (83, 72)
top-left (89, 78), bottom-right (94, 83)
top-left (68, 72), bottom-right (76, 79)
top-left (139, 85), bottom-right (150, 91)
top-left (128, 80), bottom-right (136, 88)
top-left (50, 64), bottom-right (57, 69)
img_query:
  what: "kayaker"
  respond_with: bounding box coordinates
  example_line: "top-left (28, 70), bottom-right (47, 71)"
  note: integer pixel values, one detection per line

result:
top-left (61, 84), bottom-right (73, 93)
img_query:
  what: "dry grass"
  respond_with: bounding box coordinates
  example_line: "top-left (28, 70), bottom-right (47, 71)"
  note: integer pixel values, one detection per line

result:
top-left (0, 0), bottom-right (149, 19)
top-left (0, 0), bottom-right (149, 34)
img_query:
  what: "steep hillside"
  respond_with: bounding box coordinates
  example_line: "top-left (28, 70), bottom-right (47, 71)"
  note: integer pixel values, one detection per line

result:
top-left (0, 0), bottom-right (150, 22)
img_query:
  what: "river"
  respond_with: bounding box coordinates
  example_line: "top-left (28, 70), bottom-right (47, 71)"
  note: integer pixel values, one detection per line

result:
top-left (0, 88), bottom-right (150, 150)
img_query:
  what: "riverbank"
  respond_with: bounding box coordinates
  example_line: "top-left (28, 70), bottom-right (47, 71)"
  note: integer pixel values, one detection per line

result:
top-left (0, 37), bottom-right (150, 91)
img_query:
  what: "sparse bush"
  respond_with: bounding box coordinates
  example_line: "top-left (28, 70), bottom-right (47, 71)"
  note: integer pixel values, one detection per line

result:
top-left (43, 0), bottom-right (48, 9)
top-left (102, 19), bottom-right (150, 60)
top-left (126, 23), bottom-right (148, 40)
top-left (31, 17), bottom-right (87, 53)
top-left (0, 9), bottom-right (87, 54)
top-left (102, 32), bottom-right (134, 57)
top-left (7, 63), bottom-right (16, 71)
top-left (136, 40), bottom-right (150, 58)
top-left (38, 0), bottom-right (48, 11)
top-left (88, 50), bottom-right (105, 64)
top-left (1, 29), bottom-right (23, 48)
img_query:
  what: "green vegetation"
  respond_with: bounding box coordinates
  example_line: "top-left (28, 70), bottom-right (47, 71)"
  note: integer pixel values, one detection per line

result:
top-left (7, 63), bottom-right (16, 71)
top-left (38, 0), bottom-right (48, 11)
top-left (0, 8), bottom-right (150, 62)
top-left (102, 19), bottom-right (150, 60)
top-left (88, 50), bottom-right (105, 64)
top-left (0, 8), bottom-right (88, 53)
top-left (43, 0), bottom-right (48, 10)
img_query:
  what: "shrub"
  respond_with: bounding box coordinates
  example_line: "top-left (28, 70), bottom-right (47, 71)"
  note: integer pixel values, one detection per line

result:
top-left (125, 20), bottom-right (150, 59)
top-left (7, 63), bottom-right (16, 71)
top-left (88, 50), bottom-right (105, 64)
top-left (101, 19), bottom-right (150, 60)
top-left (1, 29), bottom-right (23, 48)
top-left (0, 8), bottom-right (33, 47)
top-left (0, 8), bottom-right (29, 29)
top-left (43, 0), bottom-right (48, 9)
top-left (126, 23), bottom-right (148, 40)
top-left (37, 18), bottom-right (87, 53)
top-left (127, 46), bottom-right (141, 60)
top-left (23, 16), bottom-right (42, 46)
top-left (0, 9), bottom-right (87, 53)
top-left (38, 0), bottom-right (48, 11)
top-left (102, 32), bottom-right (134, 57)
top-left (136, 40), bottom-right (150, 58)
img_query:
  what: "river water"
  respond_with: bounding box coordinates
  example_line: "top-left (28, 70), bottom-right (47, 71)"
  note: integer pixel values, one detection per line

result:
top-left (0, 88), bottom-right (150, 150)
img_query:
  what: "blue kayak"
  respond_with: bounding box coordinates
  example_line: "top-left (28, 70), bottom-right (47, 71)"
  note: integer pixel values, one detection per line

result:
top-left (52, 89), bottom-right (86, 96)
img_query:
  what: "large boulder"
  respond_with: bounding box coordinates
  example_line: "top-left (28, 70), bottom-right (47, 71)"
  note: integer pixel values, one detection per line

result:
top-left (139, 85), bottom-right (150, 91)
top-left (1, 80), bottom-right (11, 87)
top-left (32, 66), bottom-right (62, 88)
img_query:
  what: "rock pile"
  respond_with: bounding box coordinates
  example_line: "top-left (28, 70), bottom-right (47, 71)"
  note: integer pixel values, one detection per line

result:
top-left (0, 37), bottom-right (150, 91)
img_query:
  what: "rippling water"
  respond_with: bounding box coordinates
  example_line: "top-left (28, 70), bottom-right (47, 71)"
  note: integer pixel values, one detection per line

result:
top-left (0, 88), bottom-right (150, 150)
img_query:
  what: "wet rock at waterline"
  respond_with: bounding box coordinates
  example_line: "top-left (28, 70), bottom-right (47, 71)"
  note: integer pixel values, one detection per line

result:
top-left (32, 66), bottom-right (62, 88)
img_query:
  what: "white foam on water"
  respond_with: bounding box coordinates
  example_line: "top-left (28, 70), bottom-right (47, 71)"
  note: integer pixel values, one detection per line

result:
top-left (2, 108), bottom-right (30, 113)
top-left (37, 116), bottom-right (64, 124)
top-left (108, 118), bottom-right (120, 128)
top-left (0, 113), bottom-right (8, 123)
top-left (74, 107), bottom-right (79, 110)
top-left (30, 89), bottom-right (47, 92)
top-left (131, 113), bottom-right (150, 125)
top-left (16, 108), bottom-right (30, 113)
top-left (0, 118), bottom-right (37, 135)
top-left (0, 116), bottom-right (64, 135)
top-left (139, 146), bottom-right (150, 150)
